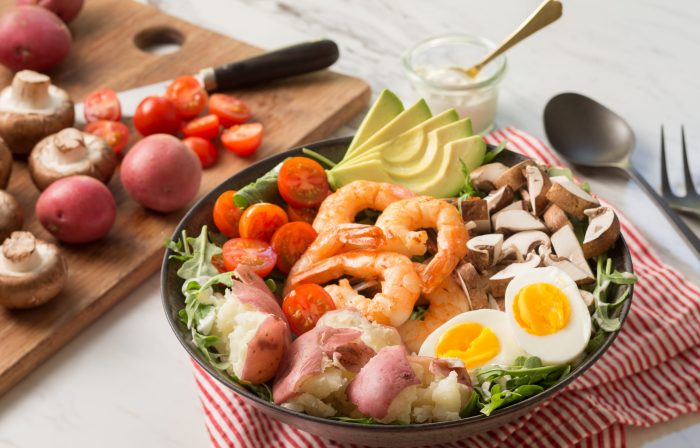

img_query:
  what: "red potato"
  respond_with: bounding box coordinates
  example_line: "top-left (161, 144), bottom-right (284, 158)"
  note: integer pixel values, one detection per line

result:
top-left (121, 134), bottom-right (202, 213)
top-left (35, 175), bottom-right (116, 243)
top-left (0, 6), bottom-right (71, 72)
top-left (16, 0), bottom-right (84, 24)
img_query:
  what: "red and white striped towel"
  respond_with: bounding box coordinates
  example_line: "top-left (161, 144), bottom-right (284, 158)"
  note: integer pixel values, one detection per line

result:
top-left (192, 128), bottom-right (700, 448)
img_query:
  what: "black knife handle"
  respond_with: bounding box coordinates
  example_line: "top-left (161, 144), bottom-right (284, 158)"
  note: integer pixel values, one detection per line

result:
top-left (200, 39), bottom-right (339, 92)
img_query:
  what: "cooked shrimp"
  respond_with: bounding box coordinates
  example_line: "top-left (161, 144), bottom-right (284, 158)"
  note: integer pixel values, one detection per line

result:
top-left (312, 180), bottom-right (416, 233)
top-left (289, 250), bottom-right (421, 327)
top-left (376, 196), bottom-right (468, 293)
top-left (398, 268), bottom-right (469, 354)
top-left (283, 224), bottom-right (385, 295)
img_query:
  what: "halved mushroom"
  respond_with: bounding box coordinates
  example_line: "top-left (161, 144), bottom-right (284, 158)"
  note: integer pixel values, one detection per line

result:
top-left (539, 245), bottom-right (595, 285)
top-left (0, 231), bottom-right (67, 309)
top-left (470, 163), bottom-right (508, 192)
top-left (582, 206), bottom-right (620, 259)
top-left (455, 262), bottom-right (490, 310)
top-left (524, 165), bottom-right (551, 215)
top-left (29, 128), bottom-right (117, 190)
top-left (489, 253), bottom-right (542, 298)
top-left (543, 204), bottom-right (572, 233)
top-left (494, 209), bottom-right (546, 234)
top-left (0, 191), bottom-right (23, 242)
top-left (0, 138), bottom-right (11, 189)
top-left (484, 185), bottom-right (513, 213)
top-left (503, 230), bottom-right (550, 258)
top-left (466, 233), bottom-right (503, 271)
top-left (550, 225), bottom-right (594, 280)
top-left (459, 198), bottom-right (490, 234)
top-left (490, 200), bottom-right (525, 228)
top-left (519, 188), bottom-right (532, 212)
top-left (494, 160), bottom-right (535, 191)
top-left (545, 177), bottom-right (599, 219)
top-left (0, 71), bottom-right (75, 157)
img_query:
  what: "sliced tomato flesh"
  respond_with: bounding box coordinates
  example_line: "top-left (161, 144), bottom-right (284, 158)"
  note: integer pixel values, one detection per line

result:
top-left (221, 237), bottom-right (277, 277)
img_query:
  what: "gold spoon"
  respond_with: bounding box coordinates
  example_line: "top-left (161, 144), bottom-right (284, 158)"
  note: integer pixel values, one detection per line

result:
top-left (459, 0), bottom-right (563, 79)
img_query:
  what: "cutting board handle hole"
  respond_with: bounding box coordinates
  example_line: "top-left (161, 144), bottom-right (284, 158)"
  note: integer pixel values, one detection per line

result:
top-left (134, 26), bottom-right (184, 55)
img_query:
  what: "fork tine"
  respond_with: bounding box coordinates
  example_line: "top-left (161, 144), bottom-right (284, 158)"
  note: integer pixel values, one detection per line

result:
top-left (680, 126), bottom-right (698, 196)
top-left (660, 125), bottom-right (673, 196)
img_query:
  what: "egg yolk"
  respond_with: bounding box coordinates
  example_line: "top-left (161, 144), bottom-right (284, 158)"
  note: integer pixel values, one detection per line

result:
top-left (435, 322), bottom-right (500, 369)
top-left (513, 282), bottom-right (570, 336)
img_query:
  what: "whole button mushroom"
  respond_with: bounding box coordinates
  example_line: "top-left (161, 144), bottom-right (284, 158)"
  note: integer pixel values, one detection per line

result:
top-left (0, 70), bottom-right (74, 157)
top-left (0, 190), bottom-right (23, 242)
top-left (0, 231), bottom-right (67, 309)
top-left (0, 137), bottom-right (11, 188)
top-left (29, 127), bottom-right (117, 190)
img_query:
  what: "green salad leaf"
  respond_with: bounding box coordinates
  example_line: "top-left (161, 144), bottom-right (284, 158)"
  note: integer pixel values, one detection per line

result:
top-left (483, 140), bottom-right (507, 164)
top-left (331, 416), bottom-right (379, 424)
top-left (409, 305), bottom-right (428, 321)
top-left (591, 255), bottom-right (637, 332)
top-left (302, 147), bottom-right (337, 168)
top-left (233, 162), bottom-right (283, 208)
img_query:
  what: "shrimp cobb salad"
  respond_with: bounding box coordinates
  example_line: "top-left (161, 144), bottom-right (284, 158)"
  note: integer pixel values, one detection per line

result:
top-left (167, 90), bottom-right (636, 424)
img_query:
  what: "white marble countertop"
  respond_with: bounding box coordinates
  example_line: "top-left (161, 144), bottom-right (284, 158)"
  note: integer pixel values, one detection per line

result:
top-left (1, 0), bottom-right (700, 447)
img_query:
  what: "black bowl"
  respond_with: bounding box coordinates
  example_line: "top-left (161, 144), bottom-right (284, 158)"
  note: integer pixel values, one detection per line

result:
top-left (161, 137), bottom-right (633, 447)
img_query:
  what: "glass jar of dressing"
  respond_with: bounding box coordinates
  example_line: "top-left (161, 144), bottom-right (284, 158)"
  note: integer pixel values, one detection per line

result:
top-left (402, 34), bottom-right (506, 134)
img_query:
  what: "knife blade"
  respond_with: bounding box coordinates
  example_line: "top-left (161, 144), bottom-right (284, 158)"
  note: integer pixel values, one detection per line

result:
top-left (75, 39), bottom-right (339, 124)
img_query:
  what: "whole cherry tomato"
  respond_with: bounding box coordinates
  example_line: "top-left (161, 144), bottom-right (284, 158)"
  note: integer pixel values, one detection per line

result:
top-left (212, 190), bottom-right (243, 238)
top-left (222, 237), bottom-right (277, 277)
top-left (282, 284), bottom-right (336, 335)
top-left (270, 221), bottom-right (317, 273)
top-left (238, 202), bottom-right (288, 242)
top-left (221, 123), bottom-right (263, 157)
top-left (209, 94), bottom-right (251, 127)
top-left (84, 120), bottom-right (130, 156)
top-left (83, 88), bottom-right (121, 123)
top-left (183, 136), bottom-right (218, 168)
top-left (278, 157), bottom-right (330, 208)
top-left (133, 96), bottom-right (181, 136)
top-left (165, 75), bottom-right (208, 119)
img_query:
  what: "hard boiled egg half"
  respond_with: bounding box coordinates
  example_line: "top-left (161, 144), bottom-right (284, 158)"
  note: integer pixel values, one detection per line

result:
top-left (418, 309), bottom-right (525, 370)
top-left (505, 266), bottom-right (591, 364)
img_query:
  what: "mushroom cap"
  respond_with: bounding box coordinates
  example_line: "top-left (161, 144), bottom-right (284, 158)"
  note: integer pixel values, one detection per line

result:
top-left (0, 231), bottom-right (67, 309)
top-left (0, 191), bottom-right (23, 242)
top-left (545, 177), bottom-right (599, 220)
top-left (470, 163), bottom-right (508, 192)
top-left (29, 128), bottom-right (117, 190)
top-left (0, 137), bottom-right (11, 188)
top-left (494, 160), bottom-right (535, 192)
top-left (543, 203), bottom-right (572, 233)
top-left (582, 206), bottom-right (621, 259)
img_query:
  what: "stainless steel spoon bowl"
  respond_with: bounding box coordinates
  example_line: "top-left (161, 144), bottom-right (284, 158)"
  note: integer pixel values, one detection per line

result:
top-left (544, 92), bottom-right (700, 257)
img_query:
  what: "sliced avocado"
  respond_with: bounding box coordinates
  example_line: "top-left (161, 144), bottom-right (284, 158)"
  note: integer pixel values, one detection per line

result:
top-left (342, 99), bottom-right (432, 161)
top-left (346, 89), bottom-right (404, 155)
top-left (387, 118), bottom-right (472, 179)
top-left (327, 158), bottom-right (393, 189)
top-left (403, 135), bottom-right (486, 197)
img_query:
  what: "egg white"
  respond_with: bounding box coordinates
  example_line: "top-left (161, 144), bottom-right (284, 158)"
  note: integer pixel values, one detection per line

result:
top-left (504, 266), bottom-right (591, 364)
top-left (418, 309), bottom-right (525, 370)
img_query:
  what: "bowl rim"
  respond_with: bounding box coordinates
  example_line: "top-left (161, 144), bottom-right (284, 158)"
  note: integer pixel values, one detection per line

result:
top-left (161, 136), bottom-right (634, 431)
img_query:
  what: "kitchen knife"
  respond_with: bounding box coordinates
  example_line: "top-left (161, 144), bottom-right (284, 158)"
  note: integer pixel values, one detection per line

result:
top-left (75, 39), bottom-right (339, 123)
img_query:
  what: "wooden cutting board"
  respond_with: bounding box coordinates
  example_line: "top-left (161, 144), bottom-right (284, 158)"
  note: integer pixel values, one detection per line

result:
top-left (0, 0), bottom-right (369, 396)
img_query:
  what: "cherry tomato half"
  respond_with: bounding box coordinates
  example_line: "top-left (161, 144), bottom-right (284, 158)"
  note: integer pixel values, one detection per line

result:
top-left (182, 114), bottom-right (220, 140)
top-left (221, 123), bottom-right (263, 157)
top-left (286, 205), bottom-right (317, 224)
top-left (270, 221), bottom-right (317, 273)
top-left (84, 120), bottom-right (130, 156)
top-left (133, 96), bottom-right (181, 136)
top-left (209, 94), bottom-right (252, 127)
top-left (239, 202), bottom-right (288, 242)
top-left (165, 75), bottom-right (208, 119)
top-left (278, 157), bottom-right (330, 208)
top-left (83, 88), bottom-right (121, 123)
top-left (222, 237), bottom-right (277, 277)
top-left (183, 136), bottom-right (218, 168)
top-left (211, 253), bottom-right (226, 273)
top-left (282, 284), bottom-right (336, 336)
top-left (212, 190), bottom-right (243, 238)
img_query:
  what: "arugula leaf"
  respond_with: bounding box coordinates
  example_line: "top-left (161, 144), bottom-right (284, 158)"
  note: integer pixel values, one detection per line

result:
top-left (233, 162), bottom-right (283, 208)
top-left (166, 226), bottom-right (221, 280)
top-left (483, 140), bottom-right (507, 164)
top-left (192, 331), bottom-right (229, 370)
top-left (460, 390), bottom-right (482, 417)
top-left (591, 255), bottom-right (637, 332)
top-left (302, 147), bottom-right (337, 168)
top-left (458, 159), bottom-right (476, 198)
top-left (546, 166), bottom-right (574, 180)
top-left (331, 416), bottom-right (379, 424)
top-left (409, 305), bottom-right (428, 321)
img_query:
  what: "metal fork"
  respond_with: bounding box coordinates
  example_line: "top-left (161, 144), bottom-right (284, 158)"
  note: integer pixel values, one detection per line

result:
top-left (660, 126), bottom-right (700, 217)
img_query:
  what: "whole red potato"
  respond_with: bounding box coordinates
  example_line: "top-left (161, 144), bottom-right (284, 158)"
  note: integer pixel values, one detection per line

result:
top-left (0, 6), bottom-right (71, 72)
top-left (121, 134), bottom-right (202, 213)
top-left (36, 175), bottom-right (116, 244)
top-left (16, 0), bottom-right (84, 24)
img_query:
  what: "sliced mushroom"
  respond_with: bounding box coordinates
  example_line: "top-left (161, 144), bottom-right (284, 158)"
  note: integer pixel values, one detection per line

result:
top-left (466, 233), bottom-right (503, 271)
top-left (545, 177), bottom-right (599, 219)
top-left (550, 225), bottom-right (594, 279)
top-left (488, 294), bottom-right (504, 312)
top-left (503, 230), bottom-right (550, 258)
top-left (0, 138), bottom-right (11, 188)
top-left (519, 188), bottom-right (532, 212)
top-left (582, 206), bottom-right (620, 259)
top-left (494, 209), bottom-right (546, 234)
top-left (470, 163), bottom-right (508, 192)
top-left (490, 200), bottom-right (525, 229)
top-left (484, 185), bottom-right (513, 214)
top-left (459, 198), bottom-right (490, 234)
top-left (0, 231), bottom-right (67, 309)
top-left (0, 71), bottom-right (74, 157)
top-left (494, 160), bottom-right (535, 191)
top-left (454, 262), bottom-right (490, 310)
top-left (0, 191), bottom-right (23, 242)
top-left (29, 128), bottom-right (117, 190)
top-left (543, 204), bottom-right (572, 233)
top-left (524, 165), bottom-right (552, 215)
top-left (489, 253), bottom-right (542, 298)
top-left (539, 245), bottom-right (595, 285)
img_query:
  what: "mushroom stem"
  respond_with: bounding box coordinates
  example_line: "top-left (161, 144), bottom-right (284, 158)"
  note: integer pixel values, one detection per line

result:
top-left (11, 71), bottom-right (51, 110)
top-left (1, 231), bottom-right (41, 273)
top-left (52, 128), bottom-right (88, 164)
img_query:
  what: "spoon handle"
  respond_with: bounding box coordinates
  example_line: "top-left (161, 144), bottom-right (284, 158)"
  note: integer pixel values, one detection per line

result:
top-left (626, 166), bottom-right (700, 258)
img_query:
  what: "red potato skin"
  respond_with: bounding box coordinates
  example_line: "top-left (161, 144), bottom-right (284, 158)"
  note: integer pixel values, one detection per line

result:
top-left (35, 175), bottom-right (116, 243)
top-left (121, 134), bottom-right (202, 213)
top-left (0, 6), bottom-right (71, 72)
top-left (16, 0), bottom-right (83, 23)
top-left (239, 315), bottom-right (290, 384)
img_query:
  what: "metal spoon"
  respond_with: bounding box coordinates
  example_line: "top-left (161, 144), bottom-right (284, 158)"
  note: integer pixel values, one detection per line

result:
top-left (544, 92), bottom-right (700, 257)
